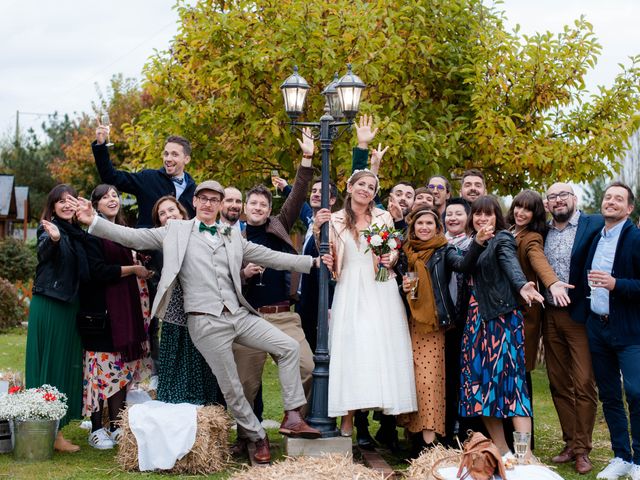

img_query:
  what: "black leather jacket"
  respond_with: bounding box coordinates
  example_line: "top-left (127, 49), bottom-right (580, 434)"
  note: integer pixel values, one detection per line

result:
top-left (471, 230), bottom-right (528, 320)
top-left (32, 224), bottom-right (83, 303)
top-left (397, 240), bottom-right (485, 328)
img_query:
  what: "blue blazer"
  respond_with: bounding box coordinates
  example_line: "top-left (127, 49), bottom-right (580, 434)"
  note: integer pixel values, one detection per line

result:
top-left (583, 219), bottom-right (640, 345)
top-left (566, 212), bottom-right (604, 322)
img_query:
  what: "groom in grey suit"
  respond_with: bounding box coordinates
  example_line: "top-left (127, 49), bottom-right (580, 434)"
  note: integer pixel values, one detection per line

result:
top-left (76, 180), bottom-right (324, 463)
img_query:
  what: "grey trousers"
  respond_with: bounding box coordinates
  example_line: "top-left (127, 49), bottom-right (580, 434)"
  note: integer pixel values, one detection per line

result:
top-left (233, 311), bottom-right (314, 420)
top-left (187, 308), bottom-right (306, 442)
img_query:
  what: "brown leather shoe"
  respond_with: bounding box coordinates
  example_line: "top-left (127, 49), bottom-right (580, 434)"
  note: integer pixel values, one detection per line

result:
top-left (253, 435), bottom-right (271, 464)
top-left (279, 409), bottom-right (322, 439)
top-left (552, 446), bottom-right (575, 464)
top-left (575, 453), bottom-right (593, 474)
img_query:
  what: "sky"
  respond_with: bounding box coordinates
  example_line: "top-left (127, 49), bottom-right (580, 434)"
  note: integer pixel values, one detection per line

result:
top-left (1, 0), bottom-right (638, 141)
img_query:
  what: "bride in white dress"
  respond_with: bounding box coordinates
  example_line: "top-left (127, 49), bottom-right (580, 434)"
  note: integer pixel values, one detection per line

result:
top-left (320, 169), bottom-right (416, 432)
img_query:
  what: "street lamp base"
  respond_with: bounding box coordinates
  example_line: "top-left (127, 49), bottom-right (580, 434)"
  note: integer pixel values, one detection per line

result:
top-left (282, 436), bottom-right (352, 457)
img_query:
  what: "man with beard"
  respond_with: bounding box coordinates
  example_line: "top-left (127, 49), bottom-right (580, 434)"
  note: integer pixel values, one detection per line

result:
top-left (584, 182), bottom-right (640, 480)
top-left (543, 182), bottom-right (603, 475)
top-left (295, 179), bottom-right (337, 351)
top-left (220, 186), bottom-right (245, 231)
top-left (426, 175), bottom-right (451, 217)
top-left (460, 169), bottom-right (486, 204)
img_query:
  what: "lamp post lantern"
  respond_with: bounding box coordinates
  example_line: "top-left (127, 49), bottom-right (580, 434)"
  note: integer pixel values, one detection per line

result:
top-left (280, 64), bottom-right (365, 437)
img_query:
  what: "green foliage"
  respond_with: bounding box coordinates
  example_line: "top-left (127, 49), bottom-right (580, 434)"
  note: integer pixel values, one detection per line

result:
top-left (0, 237), bottom-right (37, 283)
top-left (121, 0), bottom-right (640, 195)
top-left (0, 277), bottom-right (24, 332)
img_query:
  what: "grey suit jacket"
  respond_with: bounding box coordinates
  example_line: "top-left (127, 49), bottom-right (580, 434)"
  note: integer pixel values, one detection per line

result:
top-left (89, 217), bottom-right (313, 319)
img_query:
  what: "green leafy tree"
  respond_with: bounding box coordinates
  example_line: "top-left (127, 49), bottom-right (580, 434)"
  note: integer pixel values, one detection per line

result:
top-left (121, 0), bottom-right (640, 194)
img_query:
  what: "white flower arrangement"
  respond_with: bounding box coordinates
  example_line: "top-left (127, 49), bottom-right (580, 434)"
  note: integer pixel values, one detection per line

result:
top-left (0, 384), bottom-right (68, 421)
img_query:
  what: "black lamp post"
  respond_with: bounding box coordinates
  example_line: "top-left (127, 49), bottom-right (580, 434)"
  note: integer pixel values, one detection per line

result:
top-left (280, 64), bottom-right (365, 437)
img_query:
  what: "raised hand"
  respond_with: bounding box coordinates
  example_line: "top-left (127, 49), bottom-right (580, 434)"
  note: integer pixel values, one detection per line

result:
top-left (75, 197), bottom-right (96, 226)
top-left (296, 127), bottom-right (315, 157)
top-left (370, 143), bottom-right (389, 175)
top-left (387, 195), bottom-right (403, 221)
top-left (520, 281), bottom-right (545, 306)
top-left (96, 124), bottom-right (109, 145)
top-left (355, 114), bottom-right (378, 149)
top-left (272, 177), bottom-right (288, 192)
top-left (41, 220), bottom-right (61, 242)
top-left (475, 225), bottom-right (495, 244)
top-left (548, 281), bottom-right (574, 307)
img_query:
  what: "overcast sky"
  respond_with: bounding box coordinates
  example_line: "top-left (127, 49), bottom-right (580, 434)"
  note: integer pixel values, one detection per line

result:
top-left (1, 0), bottom-right (638, 140)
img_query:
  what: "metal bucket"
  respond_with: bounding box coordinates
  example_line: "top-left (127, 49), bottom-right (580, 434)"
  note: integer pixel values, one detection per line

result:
top-left (9, 419), bottom-right (58, 461)
top-left (0, 419), bottom-right (12, 453)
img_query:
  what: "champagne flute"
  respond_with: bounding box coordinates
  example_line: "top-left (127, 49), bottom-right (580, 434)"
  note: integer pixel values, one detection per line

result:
top-left (586, 269), bottom-right (596, 299)
top-left (406, 271), bottom-right (419, 299)
top-left (100, 114), bottom-right (114, 147)
top-left (271, 170), bottom-right (281, 198)
top-left (256, 267), bottom-right (265, 287)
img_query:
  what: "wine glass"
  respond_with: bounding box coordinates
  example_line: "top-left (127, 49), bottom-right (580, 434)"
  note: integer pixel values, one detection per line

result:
top-left (586, 269), bottom-right (596, 299)
top-left (406, 272), bottom-right (419, 299)
top-left (271, 170), bottom-right (281, 198)
top-left (513, 431), bottom-right (531, 464)
top-left (256, 267), bottom-right (265, 287)
top-left (100, 114), bottom-right (114, 147)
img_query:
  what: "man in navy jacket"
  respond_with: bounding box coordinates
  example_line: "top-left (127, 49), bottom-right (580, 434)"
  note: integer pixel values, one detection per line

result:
top-left (584, 181), bottom-right (640, 480)
top-left (92, 128), bottom-right (196, 227)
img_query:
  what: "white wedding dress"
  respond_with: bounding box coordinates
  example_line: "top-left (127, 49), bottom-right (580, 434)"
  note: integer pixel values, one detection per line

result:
top-left (328, 234), bottom-right (417, 417)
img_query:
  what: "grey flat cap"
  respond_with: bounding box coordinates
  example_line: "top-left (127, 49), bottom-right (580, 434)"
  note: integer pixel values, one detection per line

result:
top-left (194, 180), bottom-right (225, 197)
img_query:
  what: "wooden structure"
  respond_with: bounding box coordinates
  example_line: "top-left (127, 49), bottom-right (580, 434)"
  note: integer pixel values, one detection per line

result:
top-left (0, 174), bottom-right (30, 239)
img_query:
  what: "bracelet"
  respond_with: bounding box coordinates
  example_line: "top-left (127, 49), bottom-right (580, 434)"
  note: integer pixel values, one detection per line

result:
top-left (302, 154), bottom-right (313, 159)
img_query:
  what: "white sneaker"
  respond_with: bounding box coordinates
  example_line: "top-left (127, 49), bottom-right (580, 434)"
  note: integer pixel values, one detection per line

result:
top-left (109, 428), bottom-right (123, 445)
top-left (79, 420), bottom-right (92, 430)
top-left (597, 457), bottom-right (633, 479)
top-left (630, 464), bottom-right (640, 480)
top-left (88, 428), bottom-right (115, 450)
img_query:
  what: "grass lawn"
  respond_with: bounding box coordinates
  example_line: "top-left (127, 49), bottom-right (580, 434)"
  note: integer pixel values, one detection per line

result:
top-left (0, 327), bottom-right (616, 479)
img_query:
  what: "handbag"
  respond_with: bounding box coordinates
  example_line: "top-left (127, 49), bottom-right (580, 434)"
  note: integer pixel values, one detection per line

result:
top-left (456, 431), bottom-right (507, 480)
top-left (76, 311), bottom-right (109, 336)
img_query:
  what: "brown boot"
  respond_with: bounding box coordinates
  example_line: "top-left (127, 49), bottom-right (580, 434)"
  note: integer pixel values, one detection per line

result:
top-left (552, 446), bottom-right (575, 464)
top-left (54, 431), bottom-right (80, 453)
top-left (575, 453), bottom-right (593, 474)
top-left (253, 435), bottom-right (271, 464)
top-left (279, 409), bottom-right (322, 439)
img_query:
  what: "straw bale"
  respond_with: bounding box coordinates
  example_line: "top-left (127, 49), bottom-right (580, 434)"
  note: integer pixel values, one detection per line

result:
top-left (229, 453), bottom-right (387, 480)
top-left (405, 445), bottom-right (462, 480)
top-left (117, 404), bottom-right (232, 475)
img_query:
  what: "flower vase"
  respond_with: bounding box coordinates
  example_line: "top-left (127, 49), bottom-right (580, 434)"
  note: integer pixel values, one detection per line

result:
top-left (0, 419), bottom-right (12, 453)
top-left (10, 418), bottom-right (58, 461)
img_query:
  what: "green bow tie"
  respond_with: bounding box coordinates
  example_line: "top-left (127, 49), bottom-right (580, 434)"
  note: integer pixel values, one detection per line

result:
top-left (199, 223), bottom-right (218, 236)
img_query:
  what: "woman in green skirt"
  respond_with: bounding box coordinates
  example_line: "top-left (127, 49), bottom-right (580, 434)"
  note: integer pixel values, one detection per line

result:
top-left (26, 184), bottom-right (88, 452)
top-left (151, 196), bottom-right (224, 406)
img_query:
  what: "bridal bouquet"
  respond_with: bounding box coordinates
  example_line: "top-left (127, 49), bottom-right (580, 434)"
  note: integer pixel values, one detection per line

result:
top-left (0, 384), bottom-right (68, 421)
top-left (361, 224), bottom-right (403, 281)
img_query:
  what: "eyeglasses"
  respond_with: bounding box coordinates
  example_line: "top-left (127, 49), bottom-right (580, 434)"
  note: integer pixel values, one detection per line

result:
top-left (427, 184), bottom-right (446, 191)
top-left (196, 195), bottom-right (221, 205)
top-left (546, 191), bottom-right (573, 202)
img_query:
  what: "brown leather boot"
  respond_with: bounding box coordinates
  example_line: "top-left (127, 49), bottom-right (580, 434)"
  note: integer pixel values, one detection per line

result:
top-left (552, 446), bottom-right (575, 464)
top-left (279, 409), bottom-right (322, 439)
top-left (575, 453), bottom-right (593, 474)
top-left (253, 435), bottom-right (271, 464)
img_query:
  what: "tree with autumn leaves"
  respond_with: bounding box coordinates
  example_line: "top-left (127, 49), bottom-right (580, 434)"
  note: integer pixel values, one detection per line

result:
top-left (26, 0), bottom-right (640, 199)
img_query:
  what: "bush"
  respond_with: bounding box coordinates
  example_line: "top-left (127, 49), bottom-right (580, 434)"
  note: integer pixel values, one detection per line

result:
top-left (0, 237), bottom-right (37, 282)
top-left (0, 277), bottom-right (24, 332)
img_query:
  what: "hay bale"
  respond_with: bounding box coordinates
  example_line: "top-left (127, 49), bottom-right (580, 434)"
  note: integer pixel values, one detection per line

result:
top-left (405, 445), bottom-right (462, 480)
top-left (229, 453), bottom-right (386, 480)
top-left (117, 404), bottom-right (232, 475)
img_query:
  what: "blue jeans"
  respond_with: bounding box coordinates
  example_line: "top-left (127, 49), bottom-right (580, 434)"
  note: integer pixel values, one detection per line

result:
top-left (587, 314), bottom-right (640, 464)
